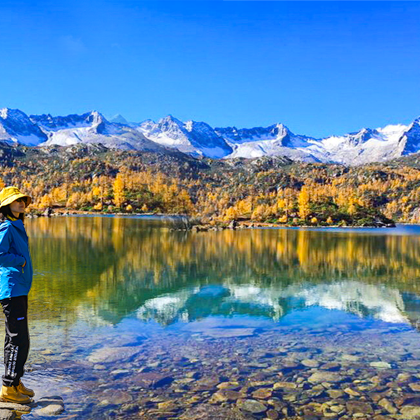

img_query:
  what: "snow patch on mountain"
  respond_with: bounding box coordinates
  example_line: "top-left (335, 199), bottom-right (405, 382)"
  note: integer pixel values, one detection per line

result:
top-left (218, 123), bottom-right (321, 162)
top-left (138, 115), bottom-right (232, 158)
top-left (33, 111), bottom-right (168, 153)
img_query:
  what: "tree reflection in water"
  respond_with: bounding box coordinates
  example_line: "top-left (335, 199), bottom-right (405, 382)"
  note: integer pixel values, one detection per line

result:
top-left (26, 217), bottom-right (420, 329)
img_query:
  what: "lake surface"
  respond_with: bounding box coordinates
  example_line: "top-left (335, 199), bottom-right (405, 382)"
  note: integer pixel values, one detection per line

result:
top-left (5, 216), bottom-right (420, 419)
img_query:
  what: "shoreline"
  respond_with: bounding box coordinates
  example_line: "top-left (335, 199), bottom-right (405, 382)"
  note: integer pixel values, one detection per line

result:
top-left (24, 210), bottom-right (403, 229)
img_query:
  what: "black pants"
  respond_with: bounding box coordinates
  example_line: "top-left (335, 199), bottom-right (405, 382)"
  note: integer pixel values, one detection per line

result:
top-left (0, 296), bottom-right (29, 387)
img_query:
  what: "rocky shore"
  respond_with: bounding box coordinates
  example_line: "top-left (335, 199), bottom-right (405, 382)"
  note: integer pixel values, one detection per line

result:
top-left (0, 396), bottom-right (64, 419)
top-left (22, 322), bottom-right (420, 419)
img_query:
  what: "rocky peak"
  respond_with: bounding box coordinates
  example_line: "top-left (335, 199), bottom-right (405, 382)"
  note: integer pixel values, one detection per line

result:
top-left (347, 128), bottom-right (379, 146)
top-left (0, 108), bottom-right (31, 123)
top-left (86, 111), bottom-right (106, 125)
top-left (159, 115), bottom-right (183, 127)
top-left (0, 108), bottom-right (47, 144)
top-left (400, 118), bottom-right (420, 155)
top-left (108, 114), bottom-right (129, 124)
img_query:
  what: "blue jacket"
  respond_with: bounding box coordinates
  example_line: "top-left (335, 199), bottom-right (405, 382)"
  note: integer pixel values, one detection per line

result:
top-left (0, 219), bottom-right (33, 300)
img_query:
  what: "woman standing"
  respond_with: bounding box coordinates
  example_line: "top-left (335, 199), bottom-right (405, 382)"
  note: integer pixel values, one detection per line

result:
top-left (0, 187), bottom-right (34, 404)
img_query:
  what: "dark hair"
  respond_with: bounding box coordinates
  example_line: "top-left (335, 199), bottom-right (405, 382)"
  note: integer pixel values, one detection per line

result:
top-left (0, 204), bottom-right (25, 222)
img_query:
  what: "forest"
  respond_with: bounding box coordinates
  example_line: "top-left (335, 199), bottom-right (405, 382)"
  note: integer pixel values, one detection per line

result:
top-left (1, 142), bottom-right (420, 227)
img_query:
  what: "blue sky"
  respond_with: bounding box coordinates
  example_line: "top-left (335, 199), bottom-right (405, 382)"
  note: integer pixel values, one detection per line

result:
top-left (0, 1), bottom-right (419, 137)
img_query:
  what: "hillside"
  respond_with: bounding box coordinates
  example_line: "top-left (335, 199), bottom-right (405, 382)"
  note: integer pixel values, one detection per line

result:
top-left (2, 142), bottom-right (420, 226)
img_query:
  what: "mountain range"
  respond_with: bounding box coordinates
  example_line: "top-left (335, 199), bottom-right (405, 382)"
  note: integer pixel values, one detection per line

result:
top-left (0, 107), bottom-right (419, 165)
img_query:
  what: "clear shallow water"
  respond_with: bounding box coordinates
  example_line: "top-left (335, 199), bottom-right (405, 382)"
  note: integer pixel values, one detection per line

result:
top-left (3, 217), bottom-right (420, 419)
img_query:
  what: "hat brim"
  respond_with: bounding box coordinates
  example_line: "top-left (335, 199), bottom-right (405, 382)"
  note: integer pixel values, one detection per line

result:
top-left (0, 193), bottom-right (32, 208)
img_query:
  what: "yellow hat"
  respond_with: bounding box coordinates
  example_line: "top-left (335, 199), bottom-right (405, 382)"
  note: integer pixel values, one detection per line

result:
top-left (0, 187), bottom-right (32, 209)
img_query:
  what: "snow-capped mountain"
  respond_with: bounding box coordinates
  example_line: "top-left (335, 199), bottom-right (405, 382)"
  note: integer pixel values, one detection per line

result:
top-left (1, 107), bottom-right (420, 165)
top-left (306, 124), bottom-right (412, 165)
top-left (30, 111), bottom-right (105, 131)
top-left (29, 110), bottom-right (168, 153)
top-left (216, 123), bottom-right (320, 162)
top-left (137, 115), bottom-right (232, 158)
top-left (0, 108), bottom-right (47, 146)
top-left (216, 123), bottom-right (307, 146)
top-left (217, 122), bottom-right (418, 165)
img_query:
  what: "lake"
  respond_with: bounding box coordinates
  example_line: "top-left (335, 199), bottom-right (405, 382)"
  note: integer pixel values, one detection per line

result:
top-left (6, 216), bottom-right (420, 419)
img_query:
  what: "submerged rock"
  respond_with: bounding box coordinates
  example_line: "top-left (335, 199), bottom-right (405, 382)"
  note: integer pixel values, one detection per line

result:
top-left (34, 396), bottom-right (65, 416)
top-left (132, 372), bottom-right (174, 389)
top-left (236, 398), bottom-right (267, 414)
top-left (87, 346), bottom-right (143, 363)
top-left (252, 388), bottom-right (273, 399)
top-left (308, 372), bottom-right (344, 383)
top-left (203, 328), bottom-right (255, 338)
top-left (210, 389), bottom-right (243, 403)
top-left (409, 383), bottom-right (420, 392)
top-left (301, 359), bottom-right (320, 368)
top-left (370, 361), bottom-right (392, 369)
top-left (100, 390), bottom-right (133, 405)
top-left (273, 381), bottom-right (297, 390)
top-left (179, 403), bottom-right (249, 419)
top-left (399, 405), bottom-right (420, 419)
top-left (345, 401), bottom-right (374, 415)
top-left (266, 409), bottom-right (280, 419)
top-left (193, 377), bottom-right (220, 391)
top-left (217, 382), bottom-right (240, 390)
top-left (378, 398), bottom-right (397, 414)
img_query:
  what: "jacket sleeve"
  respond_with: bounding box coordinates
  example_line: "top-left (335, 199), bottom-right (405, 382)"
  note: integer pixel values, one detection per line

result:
top-left (0, 224), bottom-right (26, 267)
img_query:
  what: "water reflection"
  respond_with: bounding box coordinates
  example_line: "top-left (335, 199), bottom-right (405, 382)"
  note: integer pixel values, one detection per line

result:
top-left (134, 281), bottom-right (411, 326)
top-left (12, 217), bottom-right (420, 419)
top-left (25, 217), bottom-right (420, 328)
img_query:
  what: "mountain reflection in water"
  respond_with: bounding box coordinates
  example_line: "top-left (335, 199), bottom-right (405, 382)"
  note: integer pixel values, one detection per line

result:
top-left (25, 216), bottom-right (420, 330)
top-left (136, 281), bottom-right (411, 326)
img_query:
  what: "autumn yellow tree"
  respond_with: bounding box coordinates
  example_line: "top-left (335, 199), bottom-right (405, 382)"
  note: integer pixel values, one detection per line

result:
top-left (66, 192), bottom-right (83, 209)
top-left (384, 200), bottom-right (399, 219)
top-left (251, 204), bottom-right (270, 221)
top-left (348, 199), bottom-right (357, 216)
top-left (51, 186), bottom-right (67, 205)
top-left (298, 186), bottom-right (310, 220)
top-left (235, 198), bottom-right (253, 218)
top-left (278, 188), bottom-right (295, 217)
top-left (163, 184), bottom-right (179, 212)
top-left (224, 206), bottom-right (238, 222)
top-left (113, 174), bottom-right (125, 208)
top-left (177, 189), bottom-right (194, 214)
top-left (38, 194), bottom-right (54, 209)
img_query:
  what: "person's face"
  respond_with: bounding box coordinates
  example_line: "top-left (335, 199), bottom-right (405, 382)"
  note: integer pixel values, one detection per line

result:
top-left (9, 197), bottom-right (26, 216)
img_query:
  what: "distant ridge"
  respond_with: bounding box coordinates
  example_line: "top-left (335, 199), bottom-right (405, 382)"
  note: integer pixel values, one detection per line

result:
top-left (1, 107), bottom-right (419, 165)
